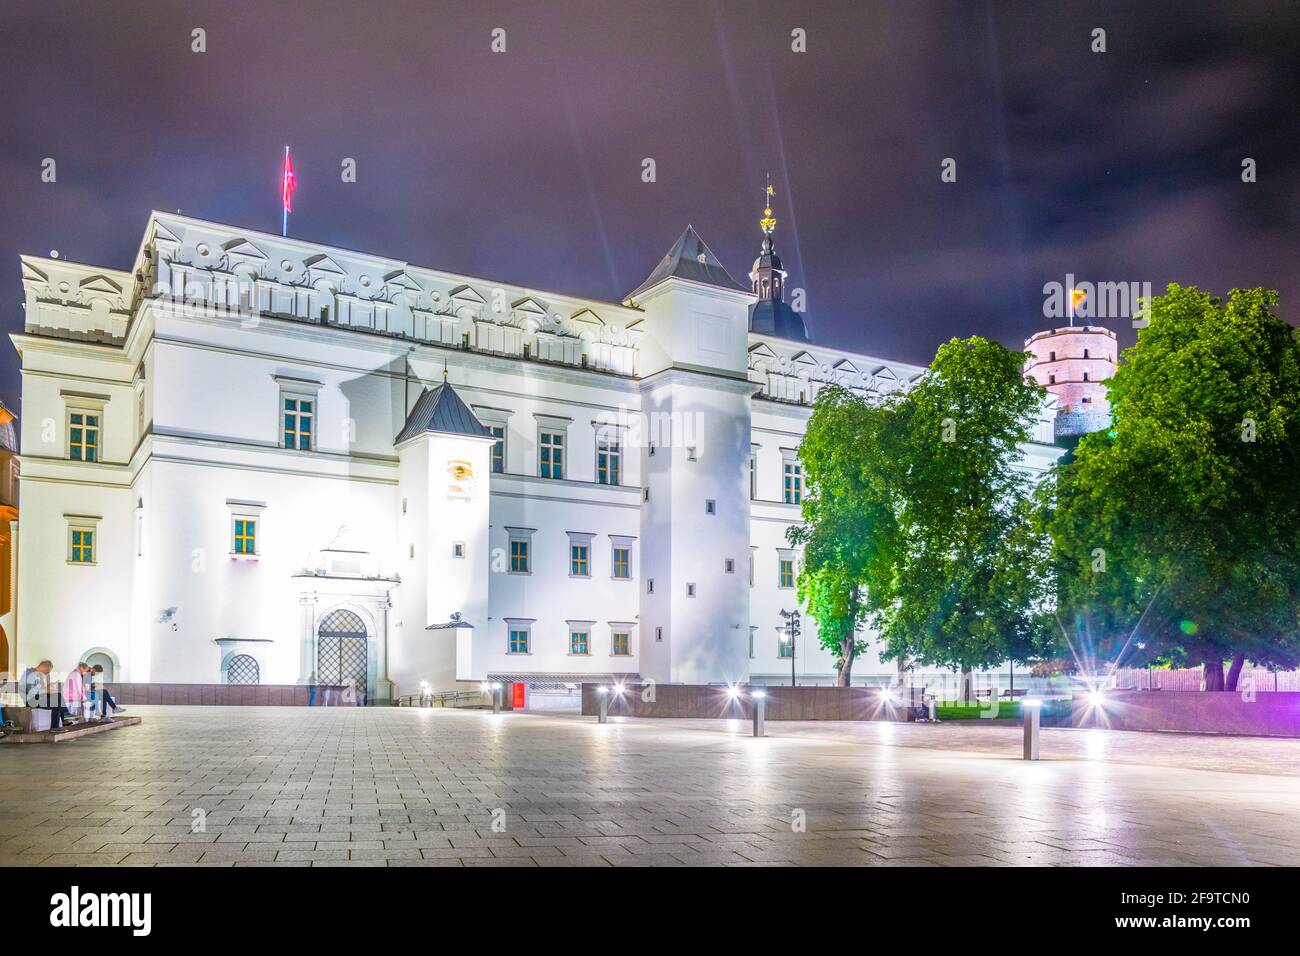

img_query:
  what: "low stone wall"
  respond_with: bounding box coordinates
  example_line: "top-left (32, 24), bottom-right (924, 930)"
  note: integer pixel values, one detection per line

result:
top-left (580, 682), bottom-right (913, 721)
top-left (103, 683), bottom-right (351, 706)
top-left (1075, 690), bottom-right (1300, 737)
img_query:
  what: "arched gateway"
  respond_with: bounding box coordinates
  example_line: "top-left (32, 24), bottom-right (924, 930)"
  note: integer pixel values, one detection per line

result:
top-left (317, 608), bottom-right (368, 702)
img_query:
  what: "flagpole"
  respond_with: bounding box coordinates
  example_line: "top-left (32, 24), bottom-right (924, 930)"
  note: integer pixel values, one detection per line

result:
top-left (282, 145), bottom-right (289, 237)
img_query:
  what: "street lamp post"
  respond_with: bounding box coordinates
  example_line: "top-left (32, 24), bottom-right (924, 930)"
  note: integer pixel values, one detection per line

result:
top-left (779, 609), bottom-right (801, 687)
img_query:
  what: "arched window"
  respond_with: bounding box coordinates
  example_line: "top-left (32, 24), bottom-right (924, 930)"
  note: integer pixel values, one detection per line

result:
top-left (85, 651), bottom-right (115, 681)
top-left (226, 654), bottom-right (260, 685)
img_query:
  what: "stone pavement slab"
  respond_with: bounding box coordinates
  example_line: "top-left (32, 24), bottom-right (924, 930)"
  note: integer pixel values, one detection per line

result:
top-left (0, 704), bottom-right (1296, 867)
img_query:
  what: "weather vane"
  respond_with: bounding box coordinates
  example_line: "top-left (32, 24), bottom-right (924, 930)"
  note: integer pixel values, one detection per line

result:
top-left (760, 174), bottom-right (777, 236)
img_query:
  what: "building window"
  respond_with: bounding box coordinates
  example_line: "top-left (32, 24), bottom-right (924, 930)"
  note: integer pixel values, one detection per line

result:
top-left (778, 635), bottom-right (794, 659)
top-left (539, 430), bottom-right (564, 479)
top-left (1049, 374), bottom-right (1056, 385)
top-left (569, 630), bottom-right (590, 655)
top-left (1050, 351), bottom-right (1056, 361)
top-left (783, 460), bottom-right (803, 504)
top-left (779, 557), bottom-right (795, 589)
top-left (596, 436), bottom-right (621, 485)
top-left (69, 526), bottom-right (95, 564)
top-left (749, 452), bottom-right (758, 499)
top-left (226, 654), bottom-right (261, 685)
top-left (705, 499), bottom-right (716, 515)
top-left (724, 558), bottom-right (735, 574)
top-left (1083, 371), bottom-right (1090, 382)
top-left (686, 582), bottom-right (696, 597)
top-left (452, 542), bottom-right (466, 558)
top-left (275, 377), bottom-right (321, 451)
top-left (283, 396), bottom-right (313, 450)
top-left (510, 539), bottom-right (530, 573)
top-left (489, 425), bottom-right (505, 473)
top-left (655, 627), bottom-right (663, 643)
top-left (647, 578), bottom-right (654, 594)
top-left (612, 546), bottom-right (631, 579)
top-left (749, 628), bottom-right (756, 658)
top-left (1084, 348), bottom-right (1090, 359)
top-left (233, 517), bottom-right (257, 555)
top-left (508, 628), bottom-right (529, 654)
top-left (611, 631), bottom-right (630, 656)
top-left (571, 543), bottom-right (589, 577)
top-left (68, 410), bottom-right (100, 462)
top-left (686, 447), bottom-right (698, 462)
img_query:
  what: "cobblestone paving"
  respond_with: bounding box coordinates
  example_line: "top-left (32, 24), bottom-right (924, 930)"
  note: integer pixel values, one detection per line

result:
top-left (2, 705), bottom-right (1297, 867)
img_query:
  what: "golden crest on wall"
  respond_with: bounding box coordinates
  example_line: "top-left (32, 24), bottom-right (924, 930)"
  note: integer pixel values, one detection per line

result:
top-left (447, 459), bottom-right (474, 500)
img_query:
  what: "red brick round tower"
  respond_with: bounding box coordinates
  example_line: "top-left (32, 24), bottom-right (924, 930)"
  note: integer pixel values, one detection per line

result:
top-left (1024, 325), bottom-right (1117, 443)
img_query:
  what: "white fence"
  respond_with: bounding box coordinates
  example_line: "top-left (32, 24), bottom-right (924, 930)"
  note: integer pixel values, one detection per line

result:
top-left (1110, 667), bottom-right (1300, 692)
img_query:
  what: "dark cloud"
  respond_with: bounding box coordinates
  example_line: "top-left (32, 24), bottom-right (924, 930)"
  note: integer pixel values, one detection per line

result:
top-left (0, 0), bottom-right (1296, 412)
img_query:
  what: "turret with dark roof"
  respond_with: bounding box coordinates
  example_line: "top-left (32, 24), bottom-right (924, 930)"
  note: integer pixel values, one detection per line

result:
top-left (626, 226), bottom-right (748, 301)
top-left (395, 381), bottom-right (493, 445)
top-left (747, 181), bottom-right (809, 342)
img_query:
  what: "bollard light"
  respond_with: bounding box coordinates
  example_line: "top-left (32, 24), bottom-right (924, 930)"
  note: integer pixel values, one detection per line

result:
top-left (751, 688), bottom-right (767, 737)
top-left (596, 685), bottom-right (609, 723)
top-left (490, 681), bottom-right (502, 714)
top-left (1022, 698), bottom-right (1043, 760)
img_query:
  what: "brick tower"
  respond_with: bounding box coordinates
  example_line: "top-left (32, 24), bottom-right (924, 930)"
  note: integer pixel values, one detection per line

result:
top-left (1024, 325), bottom-right (1118, 444)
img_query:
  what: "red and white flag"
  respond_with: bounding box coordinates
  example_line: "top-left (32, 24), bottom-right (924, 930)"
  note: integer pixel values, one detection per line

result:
top-left (281, 146), bottom-right (298, 214)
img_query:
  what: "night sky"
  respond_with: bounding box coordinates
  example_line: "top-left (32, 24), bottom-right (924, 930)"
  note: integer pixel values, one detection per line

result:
top-left (1, 0), bottom-right (1298, 414)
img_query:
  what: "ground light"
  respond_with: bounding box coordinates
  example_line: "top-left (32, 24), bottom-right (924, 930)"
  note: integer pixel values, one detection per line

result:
top-left (1022, 698), bottom-right (1043, 760)
top-left (751, 689), bottom-right (767, 737)
top-left (596, 685), bottom-right (609, 723)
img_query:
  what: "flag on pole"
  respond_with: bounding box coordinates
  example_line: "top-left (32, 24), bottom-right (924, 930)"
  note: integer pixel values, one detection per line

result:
top-left (281, 146), bottom-right (297, 235)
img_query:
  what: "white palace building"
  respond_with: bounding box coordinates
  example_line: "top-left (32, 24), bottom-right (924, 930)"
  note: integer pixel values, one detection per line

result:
top-left (11, 204), bottom-right (1062, 703)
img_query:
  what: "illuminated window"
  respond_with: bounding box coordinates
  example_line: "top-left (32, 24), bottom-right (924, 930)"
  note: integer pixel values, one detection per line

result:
top-left (569, 630), bottom-right (590, 655)
top-left (778, 634), bottom-right (794, 658)
top-left (69, 527), bottom-right (95, 564)
top-left (68, 411), bottom-right (100, 462)
top-left (596, 435), bottom-right (621, 485)
top-left (783, 460), bottom-right (802, 504)
top-left (233, 517), bottom-right (257, 555)
top-left (611, 632), bottom-right (630, 656)
top-left (570, 543), bottom-right (589, 577)
top-left (779, 557), bottom-right (795, 589)
top-left (539, 431), bottom-right (564, 479)
top-left (488, 425), bottom-right (505, 473)
top-left (612, 546), bottom-right (630, 579)
top-left (283, 396), bottom-right (313, 450)
top-left (510, 539), bottom-right (530, 573)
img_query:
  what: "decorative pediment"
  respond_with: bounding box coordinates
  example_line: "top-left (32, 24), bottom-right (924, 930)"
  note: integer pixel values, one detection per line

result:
top-left (832, 358), bottom-right (860, 374)
top-left (569, 308), bottom-right (605, 329)
top-left (790, 350), bottom-right (818, 367)
top-left (872, 365), bottom-right (899, 380)
top-left (20, 259), bottom-right (49, 283)
top-left (448, 284), bottom-right (486, 305)
top-left (511, 296), bottom-right (548, 316)
top-left (303, 254), bottom-right (348, 276)
top-left (221, 238), bottom-right (268, 260)
top-left (748, 341), bottom-right (779, 360)
top-left (79, 274), bottom-right (124, 295)
top-left (151, 220), bottom-right (182, 244)
top-left (383, 269), bottom-right (423, 291)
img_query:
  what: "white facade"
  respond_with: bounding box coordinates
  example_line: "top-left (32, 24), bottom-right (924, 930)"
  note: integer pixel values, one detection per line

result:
top-left (10, 212), bottom-right (1062, 698)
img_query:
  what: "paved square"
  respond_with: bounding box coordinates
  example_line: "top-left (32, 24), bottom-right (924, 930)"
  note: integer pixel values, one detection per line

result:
top-left (2, 705), bottom-right (1298, 866)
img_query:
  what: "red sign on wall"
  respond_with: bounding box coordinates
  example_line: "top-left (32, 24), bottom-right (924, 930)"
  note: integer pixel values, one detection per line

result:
top-left (511, 682), bottom-right (526, 709)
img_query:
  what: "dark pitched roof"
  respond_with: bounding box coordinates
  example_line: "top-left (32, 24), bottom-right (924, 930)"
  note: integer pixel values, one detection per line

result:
top-left (626, 226), bottom-right (748, 300)
top-left (395, 383), bottom-right (493, 444)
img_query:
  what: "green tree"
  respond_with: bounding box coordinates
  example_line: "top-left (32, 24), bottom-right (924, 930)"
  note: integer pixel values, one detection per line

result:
top-left (881, 337), bottom-right (1053, 700)
top-left (1047, 285), bottom-right (1300, 690)
top-left (787, 386), bottom-right (901, 685)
